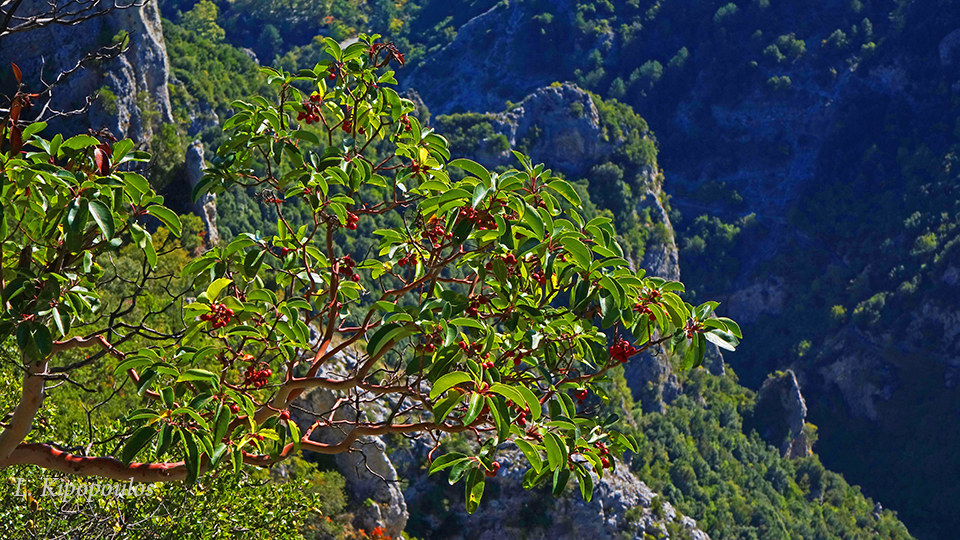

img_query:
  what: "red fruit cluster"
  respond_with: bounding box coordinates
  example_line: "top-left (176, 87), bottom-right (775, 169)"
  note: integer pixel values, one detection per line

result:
top-left (594, 440), bottom-right (610, 458)
top-left (575, 388), bottom-right (588, 405)
top-left (634, 302), bottom-right (657, 322)
top-left (200, 303), bottom-right (234, 329)
top-left (484, 461), bottom-right (501, 477)
top-left (531, 270), bottom-right (547, 286)
top-left (244, 364), bottom-right (273, 388)
top-left (229, 403), bottom-right (240, 414)
top-left (336, 255), bottom-right (360, 282)
top-left (465, 295), bottom-right (488, 317)
top-left (511, 402), bottom-right (530, 426)
top-left (280, 410), bottom-right (291, 421)
top-left (398, 252), bottom-right (418, 267)
top-left (297, 93), bottom-right (322, 124)
top-left (608, 336), bottom-right (638, 364)
top-left (504, 349), bottom-right (525, 368)
top-left (345, 212), bottom-right (359, 230)
top-left (400, 114), bottom-right (411, 132)
top-left (458, 205), bottom-right (496, 230)
top-left (410, 161), bottom-right (431, 175)
top-left (685, 322), bottom-right (705, 339)
top-left (422, 218), bottom-right (450, 248)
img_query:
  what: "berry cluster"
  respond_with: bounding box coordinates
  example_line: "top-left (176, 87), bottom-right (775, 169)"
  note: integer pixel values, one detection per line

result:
top-left (397, 251), bottom-right (418, 267)
top-left (465, 295), bottom-right (488, 317)
top-left (400, 114), bottom-right (411, 132)
top-left (531, 270), bottom-right (547, 286)
top-left (297, 93), bottom-right (323, 124)
top-left (200, 303), bottom-right (234, 329)
top-left (684, 322), bottom-right (705, 339)
top-left (634, 288), bottom-right (662, 322)
top-left (336, 255), bottom-right (360, 282)
top-left (503, 349), bottom-right (525, 368)
top-left (344, 211), bottom-right (359, 230)
top-left (422, 218), bottom-right (451, 248)
top-left (244, 364), bottom-right (273, 388)
top-left (513, 403), bottom-right (530, 426)
top-left (594, 441), bottom-right (611, 468)
top-left (574, 388), bottom-right (588, 405)
top-left (608, 336), bottom-right (638, 364)
top-left (458, 205), bottom-right (496, 230)
top-left (484, 461), bottom-right (501, 478)
top-left (410, 161), bottom-right (430, 175)
top-left (633, 302), bottom-right (658, 322)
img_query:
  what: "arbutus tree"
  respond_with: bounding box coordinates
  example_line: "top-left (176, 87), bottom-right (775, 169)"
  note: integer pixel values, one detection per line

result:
top-left (0, 36), bottom-right (740, 511)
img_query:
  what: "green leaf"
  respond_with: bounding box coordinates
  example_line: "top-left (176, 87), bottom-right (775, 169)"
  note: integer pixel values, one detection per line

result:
top-left (577, 466), bottom-right (594, 501)
top-left (552, 466), bottom-right (571, 496)
top-left (88, 200), bottom-right (115, 239)
top-left (121, 426), bottom-right (156, 465)
top-left (366, 322), bottom-right (415, 358)
top-left (433, 392), bottom-right (464, 422)
top-left (471, 182), bottom-right (489, 209)
top-left (429, 452), bottom-right (469, 474)
top-left (522, 202), bottom-right (544, 239)
top-left (463, 392), bottom-right (484, 425)
top-left (561, 237), bottom-right (591, 268)
top-left (51, 308), bottom-right (67, 337)
top-left (516, 386), bottom-right (542, 421)
top-left (177, 368), bottom-right (219, 384)
top-left (146, 205), bottom-right (183, 237)
top-left (429, 372), bottom-right (472, 400)
top-left (465, 468), bottom-right (485, 514)
top-left (705, 329), bottom-right (739, 351)
top-left (61, 134), bottom-right (100, 151)
top-left (206, 278), bottom-right (232, 301)
top-left (182, 429), bottom-right (201, 484)
top-left (543, 432), bottom-right (564, 470)
top-left (448, 159), bottom-right (491, 186)
top-left (547, 179), bottom-right (582, 206)
top-left (514, 439), bottom-right (543, 473)
top-left (489, 383), bottom-right (525, 409)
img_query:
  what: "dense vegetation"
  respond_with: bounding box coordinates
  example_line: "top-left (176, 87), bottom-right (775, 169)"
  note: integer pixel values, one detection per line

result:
top-left (626, 369), bottom-right (910, 539)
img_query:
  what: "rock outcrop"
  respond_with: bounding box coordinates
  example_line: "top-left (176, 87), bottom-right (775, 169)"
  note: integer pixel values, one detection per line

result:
top-left (289, 351), bottom-right (408, 538)
top-left (185, 141), bottom-right (220, 246)
top-left (752, 370), bottom-right (811, 458)
top-left (401, 446), bottom-right (709, 540)
top-left (2, 0), bottom-right (173, 143)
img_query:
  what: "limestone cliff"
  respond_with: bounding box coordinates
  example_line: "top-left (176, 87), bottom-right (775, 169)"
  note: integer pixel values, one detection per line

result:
top-left (2, 0), bottom-right (173, 143)
top-left (398, 446), bottom-right (710, 540)
top-left (750, 370), bottom-right (812, 459)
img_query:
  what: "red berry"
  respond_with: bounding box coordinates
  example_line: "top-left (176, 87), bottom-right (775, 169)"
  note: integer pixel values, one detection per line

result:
top-left (230, 403), bottom-right (239, 414)
top-left (280, 410), bottom-right (291, 421)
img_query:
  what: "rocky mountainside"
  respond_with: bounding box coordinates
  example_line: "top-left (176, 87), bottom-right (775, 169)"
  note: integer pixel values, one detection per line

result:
top-left (398, 2), bottom-right (960, 536)
top-left (1, 1), bottom-right (173, 142)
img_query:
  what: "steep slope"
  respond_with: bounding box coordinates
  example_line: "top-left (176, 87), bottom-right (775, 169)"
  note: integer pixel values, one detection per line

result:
top-left (397, 2), bottom-right (960, 537)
